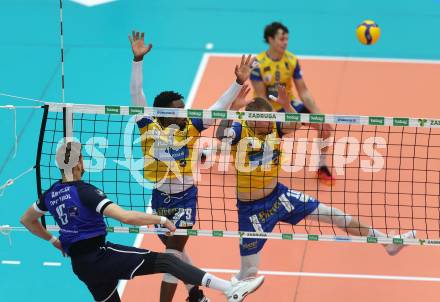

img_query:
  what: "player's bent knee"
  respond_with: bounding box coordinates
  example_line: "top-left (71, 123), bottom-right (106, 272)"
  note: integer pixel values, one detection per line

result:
top-left (160, 252), bottom-right (181, 284)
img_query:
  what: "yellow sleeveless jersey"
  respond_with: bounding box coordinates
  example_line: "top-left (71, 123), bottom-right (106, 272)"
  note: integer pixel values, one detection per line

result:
top-left (250, 50), bottom-right (303, 111)
top-left (231, 121), bottom-right (282, 193)
top-left (136, 117), bottom-right (205, 183)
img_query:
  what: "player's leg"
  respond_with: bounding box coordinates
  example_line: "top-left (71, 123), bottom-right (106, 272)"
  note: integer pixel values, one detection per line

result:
top-left (74, 241), bottom-right (263, 302)
top-left (132, 250), bottom-right (265, 302)
top-left (153, 186), bottom-right (207, 302)
top-left (307, 203), bottom-right (416, 255)
top-left (235, 190), bottom-right (280, 280)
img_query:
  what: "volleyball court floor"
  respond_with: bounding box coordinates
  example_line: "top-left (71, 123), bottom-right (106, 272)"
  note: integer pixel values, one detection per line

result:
top-left (122, 54), bottom-right (440, 301)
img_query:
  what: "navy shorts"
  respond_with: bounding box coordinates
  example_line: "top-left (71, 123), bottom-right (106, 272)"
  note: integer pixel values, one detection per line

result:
top-left (238, 183), bottom-right (320, 256)
top-left (152, 185), bottom-right (197, 229)
top-left (71, 242), bottom-right (157, 302)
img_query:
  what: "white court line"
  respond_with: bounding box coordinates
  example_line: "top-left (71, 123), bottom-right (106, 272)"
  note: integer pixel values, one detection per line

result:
top-left (43, 262), bottom-right (62, 267)
top-left (206, 52), bottom-right (440, 64)
top-left (1, 260), bottom-right (21, 265)
top-left (204, 268), bottom-right (440, 282)
top-left (185, 53), bottom-right (211, 109)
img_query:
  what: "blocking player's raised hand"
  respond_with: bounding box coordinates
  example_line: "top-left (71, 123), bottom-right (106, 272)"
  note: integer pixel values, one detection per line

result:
top-left (270, 85), bottom-right (291, 110)
top-left (230, 84), bottom-right (253, 110)
top-left (235, 54), bottom-right (255, 85)
top-left (129, 30), bottom-right (152, 61)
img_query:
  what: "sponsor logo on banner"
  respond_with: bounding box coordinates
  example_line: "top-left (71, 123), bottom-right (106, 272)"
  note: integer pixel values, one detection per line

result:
top-left (282, 233), bottom-right (293, 240)
top-left (367, 236), bottom-right (378, 243)
top-left (393, 117), bottom-right (409, 126)
top-left (309, 114), bottom-right (325, 123)
top-left (129, 227), bottom-right (140, 233)
top-left (418, 119), bottom-right (427, 126)
top-left (187, 229), bottom-right (198, 236)
top-left (335, 116), bottom-right (360, 124)
top-left (430, 119), bottom-right (440, 126)
top-left (154, 108), bottom-right (177, 117)
top-left (129, 107), bottom-right (144, 115)
top-left (334, 236), bottom-right (352, 242)
top-left (106, 226), bottom-right (115, 233)
top-left (105, 106), bottom-right (120, 114)
top-left (285, 113), bottom-right (301, 122)
top-left (212, 110), bottom-right (227, 119)
top-left (308, 234), bottom-right (319, 241)
top-left (240, 232), bottom-right (268, 238)
top-left (427, 240), bottom-right (440, 245)
top-left (236, 112), bottom-right (245, 120)
top-left (246, 112), bottom-right (277, 120)
top-left (368, 116), bottom-right (384, 125)
top-left (212, 230), bottom-right (224, 237)
top-left (188, 109), bottom-right (203, 118)
top-left (392, 237), bottom-right (404, 245)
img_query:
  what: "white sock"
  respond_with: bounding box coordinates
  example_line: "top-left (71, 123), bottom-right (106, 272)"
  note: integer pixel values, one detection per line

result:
top-left (201, 273), bottom-right (232, 293)
top-left (368, 228), bottom-right (386, 237)
top-left (319, 152), bottom-right (327, 167)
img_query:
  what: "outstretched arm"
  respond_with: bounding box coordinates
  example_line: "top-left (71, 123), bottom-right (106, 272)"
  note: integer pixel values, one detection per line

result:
top-left (129, 30), bottom-right (152, 107)
top-left (103, 203), bottom-right (176, 234)
top-left (215, 85), bottom-right (253, 140)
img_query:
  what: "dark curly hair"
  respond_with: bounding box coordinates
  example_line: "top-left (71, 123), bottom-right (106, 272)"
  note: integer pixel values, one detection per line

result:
top-left (153, 91), bottom-right (184, 107)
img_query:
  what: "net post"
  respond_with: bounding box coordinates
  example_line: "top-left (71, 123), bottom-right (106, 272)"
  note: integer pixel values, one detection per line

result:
top-left (36, 105), bottom-right (49, 228)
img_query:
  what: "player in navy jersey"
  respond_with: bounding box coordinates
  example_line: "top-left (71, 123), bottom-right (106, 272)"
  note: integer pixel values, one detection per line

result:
top-left (20, 141), bottom-right (263, 302)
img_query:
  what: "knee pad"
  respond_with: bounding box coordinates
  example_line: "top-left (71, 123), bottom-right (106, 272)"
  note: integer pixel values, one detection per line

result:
top-left (162, 249), bottom-right (184, 284)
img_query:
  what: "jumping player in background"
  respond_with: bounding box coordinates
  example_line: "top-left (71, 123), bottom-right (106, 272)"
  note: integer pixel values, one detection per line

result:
top-left (250, 22), bottom-right (335, 185)
top-left (128, 30), bottom-right (255, 302)
top-left (216, 87), bottom-right (416, 282)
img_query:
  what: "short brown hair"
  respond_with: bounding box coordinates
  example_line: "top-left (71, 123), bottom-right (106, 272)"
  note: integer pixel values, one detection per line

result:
top-left (245, 97), bottom-right (274, 112)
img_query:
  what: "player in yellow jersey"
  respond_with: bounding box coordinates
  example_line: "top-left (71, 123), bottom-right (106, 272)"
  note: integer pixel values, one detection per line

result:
top-left (129, 31), bottom-right (255, 302)
top-left (216, 87), bottom-right (416, 282)
top-left (250, 22), bottom-right (335, 185)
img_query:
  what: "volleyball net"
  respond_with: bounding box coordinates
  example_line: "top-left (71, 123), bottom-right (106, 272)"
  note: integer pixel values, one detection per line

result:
top-left (19, 102), bottom-right (440, 245)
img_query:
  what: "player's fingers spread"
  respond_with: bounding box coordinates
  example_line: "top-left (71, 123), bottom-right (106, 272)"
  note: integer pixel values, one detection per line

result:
top-left (146, 43), bottom-right (153, 52)
top-left (132, 30), bottom-right (136, 40)
top-left (141, 32), bottom-right (145, 40)
top-left (128, 35), bottom-right (133, 44)
top-left (245, 54), bottom-right (252, 65)
top-left (240, 55), bottom-right (245, 66)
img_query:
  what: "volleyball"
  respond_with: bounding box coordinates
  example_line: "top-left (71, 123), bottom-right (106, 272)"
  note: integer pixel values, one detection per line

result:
top-left (356, 20), bottom-right (380, 45)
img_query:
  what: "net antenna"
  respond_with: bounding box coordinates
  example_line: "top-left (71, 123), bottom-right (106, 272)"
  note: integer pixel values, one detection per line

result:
top-left (59, 0), bottom-right (66, 103)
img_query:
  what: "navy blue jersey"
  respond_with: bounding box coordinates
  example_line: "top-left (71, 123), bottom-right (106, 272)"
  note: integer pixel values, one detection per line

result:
top-left (33, 180), bottom-right (112, 254)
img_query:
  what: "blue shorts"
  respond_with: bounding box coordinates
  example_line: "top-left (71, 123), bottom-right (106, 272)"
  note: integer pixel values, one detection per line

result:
top-left (238, 183), bottom-right (320, 256)
top-left (152, 185), bottom-right (197, 229)
top-left (278, 100), bottom-right (309, 113)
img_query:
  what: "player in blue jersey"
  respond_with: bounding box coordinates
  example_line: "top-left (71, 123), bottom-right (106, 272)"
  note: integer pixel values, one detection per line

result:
top-left (20, 141), bottom-right (264, 302)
